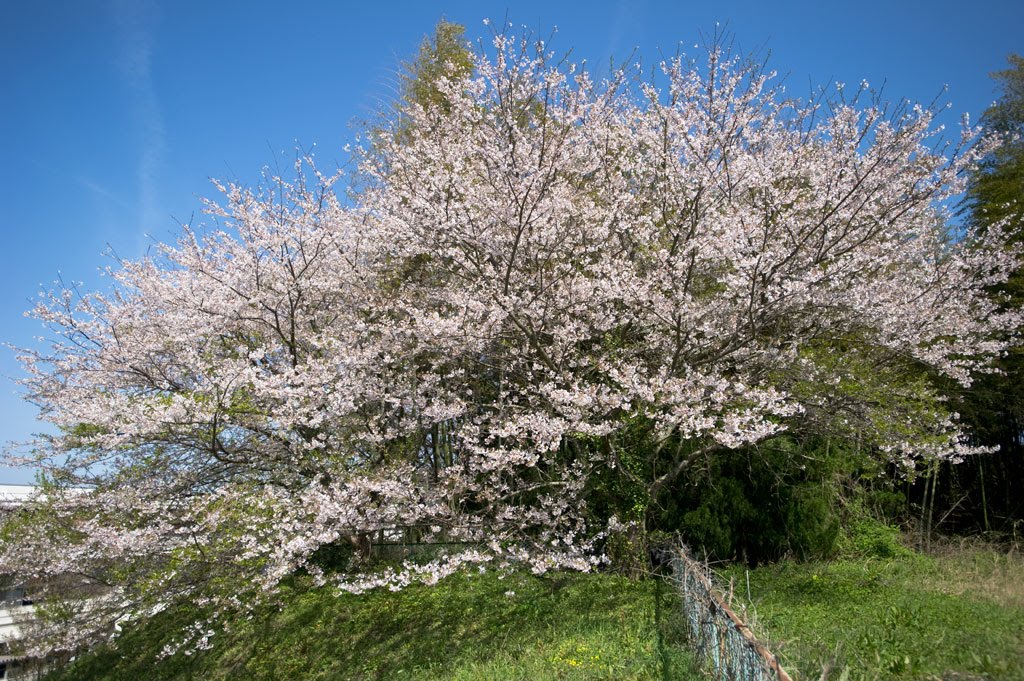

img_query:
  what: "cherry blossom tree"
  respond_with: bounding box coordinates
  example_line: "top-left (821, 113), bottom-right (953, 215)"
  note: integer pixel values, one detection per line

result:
top-left (2, 26), bottom-right (1019, 655)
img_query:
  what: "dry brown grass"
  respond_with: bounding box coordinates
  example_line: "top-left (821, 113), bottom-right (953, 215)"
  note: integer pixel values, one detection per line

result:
top-left (917, 534), bottom-right (1024, 608)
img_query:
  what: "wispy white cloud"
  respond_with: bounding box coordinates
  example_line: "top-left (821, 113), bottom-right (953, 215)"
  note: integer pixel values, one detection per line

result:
top-left (112, 0), bottom-right (164, 251)
top-left (75, 176), bottom-right (133, 210)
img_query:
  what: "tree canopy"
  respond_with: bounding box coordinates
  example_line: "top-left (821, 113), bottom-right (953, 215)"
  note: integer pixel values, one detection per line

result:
top-left (2, 25), bottom-right (1019, 656)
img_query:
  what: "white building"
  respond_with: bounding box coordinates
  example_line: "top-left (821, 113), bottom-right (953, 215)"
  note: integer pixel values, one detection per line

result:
top-left (0, 603), bottom-right (35, 679)
top-left (0, 486), bottom-right (38, 680)
top-left (0, 486), bottom-right (36, 512)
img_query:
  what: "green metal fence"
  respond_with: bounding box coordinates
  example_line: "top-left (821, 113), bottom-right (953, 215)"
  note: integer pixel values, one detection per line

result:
top-left (670, 544), bottom-right (792, 681)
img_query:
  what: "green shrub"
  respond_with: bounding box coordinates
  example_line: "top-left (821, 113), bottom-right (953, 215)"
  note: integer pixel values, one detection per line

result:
top-left (787, 485), bottom-right (841, 560)
top-left (654, 436), bottom-right (844, 564)
top-left (604, 520), bottom-right (648, 577)
top-left (838, 516), bottom-right (912, 559)
top-left (863, 488), bottom-right (909, 522)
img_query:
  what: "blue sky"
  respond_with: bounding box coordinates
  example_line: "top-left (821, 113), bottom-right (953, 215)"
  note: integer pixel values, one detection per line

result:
top-left (1, 0), bottom-right (1021, 484)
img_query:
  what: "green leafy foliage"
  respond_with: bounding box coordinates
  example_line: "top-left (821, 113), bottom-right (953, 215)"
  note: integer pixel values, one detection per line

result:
top-left (400, 21), bottom-right (474, 116)
top-left (651, 435), bottom-right (848, 564)
top-left (836, 516), bottom-right (912, 559)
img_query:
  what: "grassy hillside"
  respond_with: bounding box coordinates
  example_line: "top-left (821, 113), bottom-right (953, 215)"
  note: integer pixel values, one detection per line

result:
top-left (43, 571), bottom-right (700, 681)
top-left (37, 533), bottom-right (1024, 680)
top-left (719, 539), bottom-right (1024, 680)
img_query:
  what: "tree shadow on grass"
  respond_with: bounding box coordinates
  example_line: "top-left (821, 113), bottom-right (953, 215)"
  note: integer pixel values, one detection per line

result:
top-left (255, 573), bottom-right (630, 680)
top-left (44, 572), bottom-right (670, 681)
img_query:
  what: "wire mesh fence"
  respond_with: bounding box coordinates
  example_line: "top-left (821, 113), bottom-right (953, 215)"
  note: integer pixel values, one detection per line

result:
top-left (669, 544), bottom-right (792, 681)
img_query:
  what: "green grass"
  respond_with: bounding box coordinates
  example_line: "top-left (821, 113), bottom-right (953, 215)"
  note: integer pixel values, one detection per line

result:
top-left (39, 534), bottom-right (1024, 681)
top-left (718, 545), bottom-right (1024, 680)
top-left (44, 571), bottom-right (701, 681)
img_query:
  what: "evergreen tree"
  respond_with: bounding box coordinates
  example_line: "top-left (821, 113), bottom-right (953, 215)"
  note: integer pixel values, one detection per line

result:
top-left (954, 55), bottom-right (1024, 533)
top-left (400, 21), bottom-right (473, 115)
top-left (967, 54), bottom-right (1024, 237)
